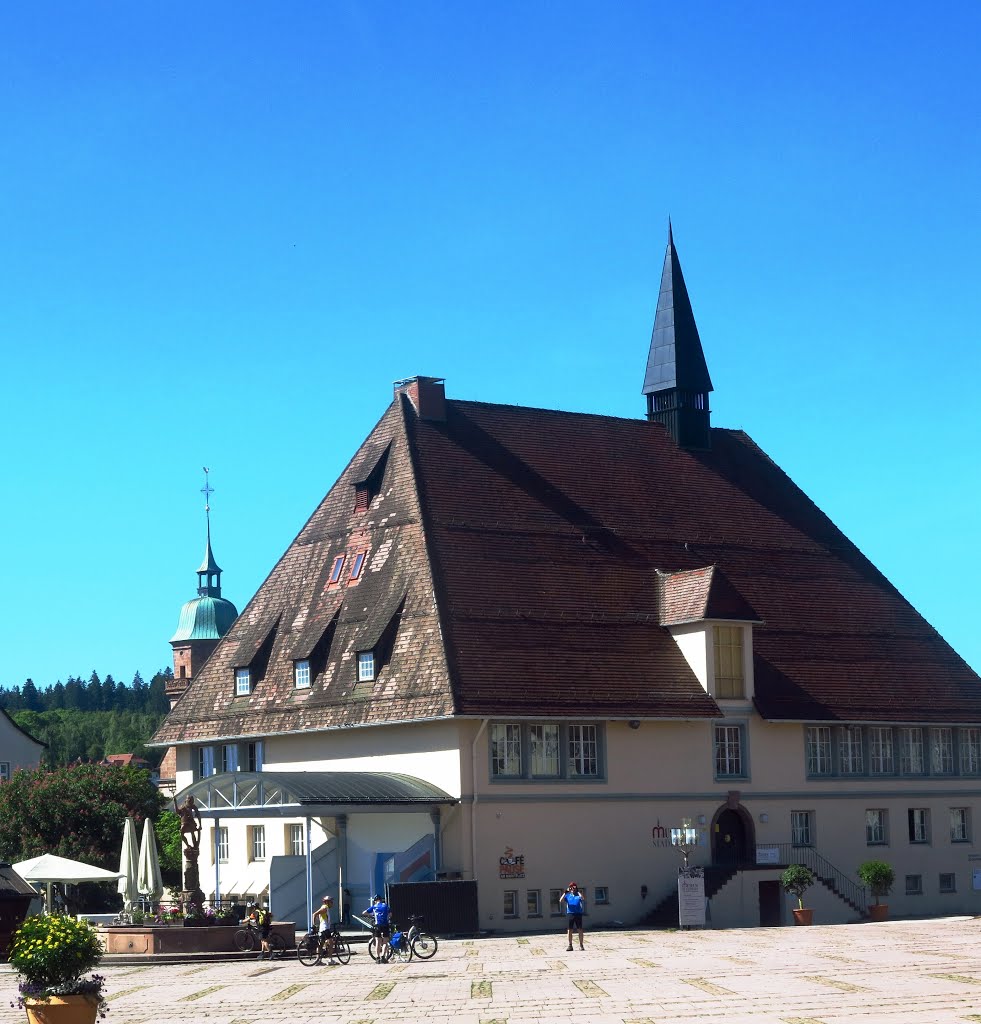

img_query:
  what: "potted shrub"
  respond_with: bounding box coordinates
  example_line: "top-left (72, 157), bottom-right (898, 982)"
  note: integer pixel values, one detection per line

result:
top-left (781, 863), bottom-right (816, 925)
top-left (857, 860), bottom-right (895, 921)
top-left (8, 914), bottom-right (108, 1024)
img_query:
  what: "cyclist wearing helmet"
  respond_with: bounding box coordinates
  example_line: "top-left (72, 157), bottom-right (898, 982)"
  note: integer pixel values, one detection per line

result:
top-left (362, 894), bottom-right (391, 962)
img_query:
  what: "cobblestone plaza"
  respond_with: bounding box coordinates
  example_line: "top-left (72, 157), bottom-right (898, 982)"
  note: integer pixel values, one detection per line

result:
top-left (4, 917), bottom-right (981, 1024)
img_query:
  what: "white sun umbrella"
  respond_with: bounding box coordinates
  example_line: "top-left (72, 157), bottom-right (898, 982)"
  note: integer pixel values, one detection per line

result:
top-left (137, 818), bottom-right (164, 905)
top-left (118, 816), bottom-right (140, 914)
top-left (13, 853), bottom-right (125, 915)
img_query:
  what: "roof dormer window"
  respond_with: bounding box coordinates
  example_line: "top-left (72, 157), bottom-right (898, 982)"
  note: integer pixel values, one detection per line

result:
top-left (235, 667), bottom-right (251, 696)
top-left (329, 555), bottom-right (345, 585)
top-left (713, 625), bottom-right (745, 699)
top-left (357, 651), bottom-right (376, 682)
top-left (350, 551), bottom-right (366, 581)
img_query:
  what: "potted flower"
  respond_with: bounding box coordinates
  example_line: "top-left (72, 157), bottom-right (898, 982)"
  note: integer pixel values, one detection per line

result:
top-left (857, 860), bottom-right (895, 921)
top-left (781, 863), bottom-right (816, 925)
top-left (8, 914), bottom-right (108, 1023)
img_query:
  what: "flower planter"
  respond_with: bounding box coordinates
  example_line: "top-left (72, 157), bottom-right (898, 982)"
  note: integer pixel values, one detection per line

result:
top-left (868, 903), bottom-right (889, 921)
top-left (24, 994), bottom-right (100, 1024)
top-left (792, 908), bottom-right (814, 926)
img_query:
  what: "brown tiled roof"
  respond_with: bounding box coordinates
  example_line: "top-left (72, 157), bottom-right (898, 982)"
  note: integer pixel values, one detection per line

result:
top-left (657, 567), bottom-right (762, 626)
top-left (152, 389), bottom-right (981, 747)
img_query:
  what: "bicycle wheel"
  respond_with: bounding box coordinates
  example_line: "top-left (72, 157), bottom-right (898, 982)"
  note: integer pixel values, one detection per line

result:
top-left (296, 935), bottom-right (321, 967)
top-left (411, 931), bottom-right (438, 959)
top-left (335, 939), bottom-right (352, 964)
top-left (368, 937), bottom-right (381, 961)
top-left (268, 932), bottom-right (287, 958)
top-left (234, 927), bottom-right (256, 952)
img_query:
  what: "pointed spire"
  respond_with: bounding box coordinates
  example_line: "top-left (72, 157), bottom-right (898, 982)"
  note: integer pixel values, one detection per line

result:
top-left (642, 225), bottom-right (714, 449)
top-left (196, 467), bottom-right (223, 597)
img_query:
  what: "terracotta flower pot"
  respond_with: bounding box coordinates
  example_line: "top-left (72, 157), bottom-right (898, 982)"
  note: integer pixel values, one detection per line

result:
top-left (792, 907), bottom-right (814, 926)
top-left (868, 903), bottom-right (889, 921)
top-left (24, 994), bottom-right (99, 1024)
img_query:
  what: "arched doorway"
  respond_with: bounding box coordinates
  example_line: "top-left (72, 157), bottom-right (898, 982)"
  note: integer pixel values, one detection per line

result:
top-left (712, 806), bottom-right (754, 865)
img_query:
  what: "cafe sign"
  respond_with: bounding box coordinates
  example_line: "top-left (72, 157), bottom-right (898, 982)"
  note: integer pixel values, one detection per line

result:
top-left (499, 846), bottom-right (525, 879)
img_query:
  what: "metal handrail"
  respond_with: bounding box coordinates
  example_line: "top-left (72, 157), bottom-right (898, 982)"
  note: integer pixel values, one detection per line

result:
top-left (758, 842), bottom-right (868, 913)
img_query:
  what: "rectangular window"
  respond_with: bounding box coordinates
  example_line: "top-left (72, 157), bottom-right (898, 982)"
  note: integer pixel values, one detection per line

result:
top-left (905, 874), bottom-right (922, 895)
top-left (791, 810), bottom-right (814, 847)
top-left (329, 555), bottom-right (345, 584)
top-left (285, 824), bottom-right (304, 856)
top-left (866, 809), bottom-right (887, 845)
top-left (959, 728), bottom-right (981, 775)
top-left (900, 728), bottom-right (925, 775)
top-left (350, 552), bottom-right (366, 580)
top-left (294, 660), bottom-right (311, 689)
top-left (0, 762), bottom-right (9, 782)
top-left (940, 872), bottom-right (956, 893)
top-left (838, 726), bottom-right (864, 775)
top-left (250, 825), bottom-right (266, 862)
top-left (526, 890), bottom-right (541, 916)
top-left (490, 722), bottom-right (605, 780)
top-left (247, 741), bottom-right (263, 772)
top-left (908, 808), bottom-right (929, 843)
top-left (221, 744), bottom-right (238, 773)
top-left (931, 728), bottom-right (954, 775)
top-left (357, 651), bottom-right (376, 682)
top-left (549, 889), bottom-right (564, 915)
top-left (713, 625), bottom-right (745, 698)
top-left (529, 724), bottom-right (559, 776)
top-left (869, 727), bottom-right (894, 774)
top-left (594, 886), bottom-right (609, 905)
top-left (235, 667), bottom-right (251, 695)
top-left (950, 807), bottom-right (969, 842)
top-left (714, 724), bottom-right (744, 778)
top-left (503, 891), bottom-right (518, 917)
top-left (805, 727), bottom-right (833, 776)
top-left (197, 746), bottom-right (215, 779)
top-left (216, 827), bottom-right (229, 864)
top-left (491, 724), bottom-right (522, 777)
top-left (568, 725), bottom-right (598, 777)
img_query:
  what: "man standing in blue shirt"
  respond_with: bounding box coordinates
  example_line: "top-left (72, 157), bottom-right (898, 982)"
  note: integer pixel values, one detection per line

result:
top-left (362, 894), bottom-right (391, 962)
top-left (559, 881), bottom-right (585, 951)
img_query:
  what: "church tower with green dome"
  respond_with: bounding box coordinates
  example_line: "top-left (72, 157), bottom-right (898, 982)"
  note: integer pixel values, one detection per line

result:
top-left (166, 470), bottom-right (238, 710)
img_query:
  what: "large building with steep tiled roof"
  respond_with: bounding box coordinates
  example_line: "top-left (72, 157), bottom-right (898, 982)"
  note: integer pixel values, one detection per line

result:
top-left (152, 230), bottom-right (981, 930)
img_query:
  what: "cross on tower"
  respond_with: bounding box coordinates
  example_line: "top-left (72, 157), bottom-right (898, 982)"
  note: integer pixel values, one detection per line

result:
top-left (201, 467), bottom-right (214, 513)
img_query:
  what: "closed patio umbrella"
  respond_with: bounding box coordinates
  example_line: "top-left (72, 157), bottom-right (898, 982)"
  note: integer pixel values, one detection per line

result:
top-left (118, 816), bottom-right (140, 914)
top-left (137, 818), bottom-right (163, 905)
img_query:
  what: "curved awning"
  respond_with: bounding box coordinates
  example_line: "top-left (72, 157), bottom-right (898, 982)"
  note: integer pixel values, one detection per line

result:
top-left (175, 771), bottom-right (457, 818)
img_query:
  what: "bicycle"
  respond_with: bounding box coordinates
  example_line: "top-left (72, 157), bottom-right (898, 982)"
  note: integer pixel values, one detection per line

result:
top-left (368, 915), bottom-right (437, 963)
top-left (233, 919), bottom-right (286, 957)
top-left (406, 914), bottom-right (438, 959)
top-left (297, 927), bottom-right (351, 966)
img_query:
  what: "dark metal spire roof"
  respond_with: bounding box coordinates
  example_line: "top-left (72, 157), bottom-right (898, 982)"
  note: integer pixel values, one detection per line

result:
top-left (197, 521), bottom-right (222, 577)
top-left (642, 223), bottom-right (713, 396)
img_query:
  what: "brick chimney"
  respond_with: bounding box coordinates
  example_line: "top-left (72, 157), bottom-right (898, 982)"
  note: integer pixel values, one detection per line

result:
top-left (394, 376), bottom-right (446, 421)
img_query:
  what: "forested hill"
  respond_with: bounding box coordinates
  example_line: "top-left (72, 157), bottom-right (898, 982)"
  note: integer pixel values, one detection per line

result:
top-left (0, 669), bottom-right (173, 767)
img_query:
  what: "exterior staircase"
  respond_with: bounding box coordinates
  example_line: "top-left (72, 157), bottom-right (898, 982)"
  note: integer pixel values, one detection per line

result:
top-left (639, 844), bottom-right (868, 927)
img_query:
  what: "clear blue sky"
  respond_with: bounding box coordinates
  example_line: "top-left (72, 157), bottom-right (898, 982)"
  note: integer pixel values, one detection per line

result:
top-left (3, 2), bottom-right (980, 688)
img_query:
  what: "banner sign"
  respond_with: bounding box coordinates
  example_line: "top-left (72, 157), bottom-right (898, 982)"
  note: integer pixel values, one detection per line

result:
top-left (678, 867), bottom-right (705, 927)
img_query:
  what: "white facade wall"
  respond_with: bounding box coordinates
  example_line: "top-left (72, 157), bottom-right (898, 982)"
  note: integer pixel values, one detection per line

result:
top-left (173, 713), bottom-right (981, 931)
top-left (0, 712), bottom-right (43, 780)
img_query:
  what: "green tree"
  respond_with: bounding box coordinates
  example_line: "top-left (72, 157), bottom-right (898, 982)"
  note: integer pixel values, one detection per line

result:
top-left (155, 810), bottom-right (183, 888)
top-left (0, 762), bottom-right (163, 866)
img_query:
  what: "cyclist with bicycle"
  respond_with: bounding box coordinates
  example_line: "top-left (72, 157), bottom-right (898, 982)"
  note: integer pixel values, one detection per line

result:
top-left (312, 895), bottom-right (338, 965)
top-left (248, 902), bottom-right (274, 960)
top-left (362, 894), bottom-right (391, 963)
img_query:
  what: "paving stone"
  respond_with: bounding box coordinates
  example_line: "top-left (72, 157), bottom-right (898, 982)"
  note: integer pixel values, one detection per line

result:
top-left (5, 918), bottom-right (981, 1023)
